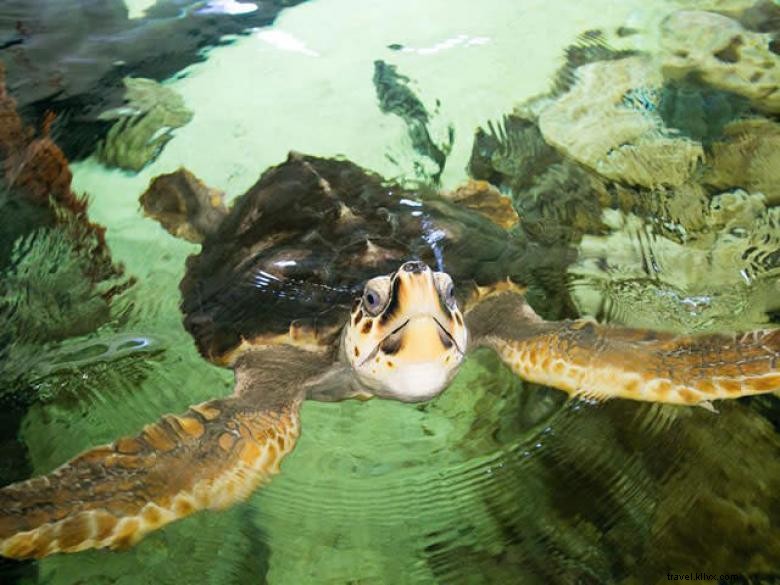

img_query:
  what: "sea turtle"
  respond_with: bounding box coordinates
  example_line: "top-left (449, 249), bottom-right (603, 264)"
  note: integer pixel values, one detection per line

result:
top-left (1, 153), bottom-right (778, 560)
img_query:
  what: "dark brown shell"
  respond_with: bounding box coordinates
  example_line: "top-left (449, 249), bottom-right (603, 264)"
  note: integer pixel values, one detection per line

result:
top-left (180, 153), bottom-right (531, 363)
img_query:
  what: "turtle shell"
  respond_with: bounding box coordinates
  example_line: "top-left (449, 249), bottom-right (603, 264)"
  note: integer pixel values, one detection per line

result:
top-left (180, 153), bottom-right (530, 363)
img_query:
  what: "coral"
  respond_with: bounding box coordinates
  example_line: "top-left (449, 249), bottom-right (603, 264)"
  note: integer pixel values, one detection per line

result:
top-left (538, 56), bottom-right (704, 189)
top-left (660, 10), bottom-right (780, 114)
top-left (0, 60), bottom-right (133, 387)
top-left (0, 68), bottom-right (28, 152)
top-left (100, 78), bottom-right (191, 123)
top-left (0, 62), bottom-right (126, 282)
top-left (0, 64), bottom-right (81, 214)
top-left (140, 168), bottom-right (229, 243)
top-left (704, 117), bottom-right (780, 205)
top-left (96, 77), bottom-right (193, 172)
top-left (5, 118), bottom-right (74, 209)
top-left (0, 228), bottom-right (112, 344)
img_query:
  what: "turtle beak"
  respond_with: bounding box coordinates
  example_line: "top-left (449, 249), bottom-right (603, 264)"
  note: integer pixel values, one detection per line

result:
top-left (393, 262), bottom-right (443, 319)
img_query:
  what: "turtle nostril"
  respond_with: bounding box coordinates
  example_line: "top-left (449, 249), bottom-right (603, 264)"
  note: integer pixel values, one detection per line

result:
top-left (402, 261), bottom-right (427, 273)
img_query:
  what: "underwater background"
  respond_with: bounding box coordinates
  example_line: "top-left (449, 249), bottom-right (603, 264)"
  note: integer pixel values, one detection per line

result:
top-left (1, 0), bottom-right (779, 583)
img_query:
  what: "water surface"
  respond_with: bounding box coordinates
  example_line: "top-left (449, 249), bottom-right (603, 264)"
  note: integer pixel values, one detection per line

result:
top-left (1, 0), bottom-right (779, 583)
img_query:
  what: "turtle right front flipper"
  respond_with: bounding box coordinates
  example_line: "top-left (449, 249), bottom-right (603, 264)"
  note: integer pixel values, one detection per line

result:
top-left (465, 285), bottom-right (780, 405)
top-left (0, 346), bottom-right (331, 560)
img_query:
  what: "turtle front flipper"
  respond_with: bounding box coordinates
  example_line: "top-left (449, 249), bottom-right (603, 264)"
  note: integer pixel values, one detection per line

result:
top-left (140, 168), bottom-right (228, 243)
top-left (466, 286), bottom-right (779, 405)
top-left (0, 346), bottom-right (331, 559)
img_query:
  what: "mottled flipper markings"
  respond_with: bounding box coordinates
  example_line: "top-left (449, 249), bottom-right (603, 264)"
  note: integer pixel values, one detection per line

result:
top-left (0, 346), bottom-right (330, 560)
top-left (466, 290), bottom-right (780, 405)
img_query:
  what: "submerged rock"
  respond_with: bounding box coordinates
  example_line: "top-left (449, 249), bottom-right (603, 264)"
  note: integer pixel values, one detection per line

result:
top-left (657, 79), bottom-right (750, 144)
top-left (468, 113), bottom-right (560, 191)
top-left (96, 77), bottom-right (193, 172)
top-left (466, 24), bottom-right (780, 332)
top-left (660, 10), bottom-right (780, 114)
top-left (705, 117), bottom-right (780, 205)
top-left (730, 0), bottom-right (780, 32)
top-left (538, 56), bottom-right (704, 189)
top-left (548, 29), bottom-right (640, 96)
top-left (569, 190), bottom-right (780, 331)
top-left (1, 0), bottom-right (309, 160)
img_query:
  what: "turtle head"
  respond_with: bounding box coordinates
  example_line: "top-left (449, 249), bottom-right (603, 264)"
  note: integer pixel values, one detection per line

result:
top-left (345, 261), bottom-right (468, 402)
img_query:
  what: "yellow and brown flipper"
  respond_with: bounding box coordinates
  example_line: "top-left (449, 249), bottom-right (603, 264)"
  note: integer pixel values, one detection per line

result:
top-left (466, 286), bottom-right (780, 405)
top-left (0, 346), bottom-right (331, 560)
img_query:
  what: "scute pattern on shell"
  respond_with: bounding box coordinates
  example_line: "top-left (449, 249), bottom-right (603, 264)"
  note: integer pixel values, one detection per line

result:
top-left (180, 153), bottom-right (526, 362)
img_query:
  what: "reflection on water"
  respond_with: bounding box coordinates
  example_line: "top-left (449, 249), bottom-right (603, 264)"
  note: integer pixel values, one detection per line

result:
top-left (1, 0), bottom-right (779, 583)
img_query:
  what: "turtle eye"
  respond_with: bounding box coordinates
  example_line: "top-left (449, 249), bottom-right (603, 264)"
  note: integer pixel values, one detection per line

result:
top-left (433, 272), bottom-right (456, 308)
top-left (445, 282), bottom-right (455, 304)
top-left (361, 275), bottom-right (391, 316)
top-left (363, 286), bottom-right (385, 316)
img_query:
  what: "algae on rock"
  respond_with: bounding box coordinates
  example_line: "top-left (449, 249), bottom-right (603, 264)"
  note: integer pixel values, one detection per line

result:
top-left (96, 77), bottom-right (193, 172)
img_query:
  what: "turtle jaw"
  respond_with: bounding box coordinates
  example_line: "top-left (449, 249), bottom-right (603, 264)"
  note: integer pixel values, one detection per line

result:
top-left (365, 315), bottom-right (465, 366)
top-left (358, 314), bottom-right (466, 402)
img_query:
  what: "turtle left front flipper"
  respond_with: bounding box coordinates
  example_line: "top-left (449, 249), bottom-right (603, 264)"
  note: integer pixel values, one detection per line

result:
top-left (466, 286), bottom-right (780, 405)
top-left (0, 346), bottom-right (335, 559)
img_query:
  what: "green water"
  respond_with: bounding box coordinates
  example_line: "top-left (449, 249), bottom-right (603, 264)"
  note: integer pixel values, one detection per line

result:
top-left (2, 0), bottom-right (780, 583)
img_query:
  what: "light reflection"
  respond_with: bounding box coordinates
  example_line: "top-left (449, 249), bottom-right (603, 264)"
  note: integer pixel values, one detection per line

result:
top-left (251, 267), bottom-right (352, 302)
top-left (252, 269), bottom-right (281, 289)
top-left (398, 34), bottom-right (490, 55)
top-left (255, 29), bottom-right (319, 57)
top-left (196, 0), bottom-right (258, 15)
top-left (422, 218), bottom-right (446, 271)
top-left (654, 289), bottom-right (713, 315)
